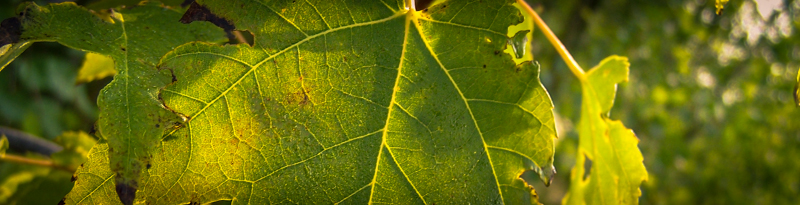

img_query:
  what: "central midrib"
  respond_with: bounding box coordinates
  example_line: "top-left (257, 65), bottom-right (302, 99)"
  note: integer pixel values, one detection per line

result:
top-left (368, 10), bottom-right (427, 204)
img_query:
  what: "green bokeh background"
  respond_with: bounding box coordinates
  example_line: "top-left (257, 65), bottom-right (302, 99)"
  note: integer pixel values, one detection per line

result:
top-left (525, 0), bottom-right (800, 204)
top-left (1, 0), bottom-right (798, 204)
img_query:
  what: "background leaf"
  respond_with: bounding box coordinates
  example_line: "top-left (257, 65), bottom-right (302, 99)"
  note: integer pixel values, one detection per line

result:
top-left (562, 56), bottom-right (647, 205)
top-left (64, 143), bottom-right (119, 205)
top-left (0, 43), bottom-right (32, 72)
top-left (75, 53), bottom-right (116, 84)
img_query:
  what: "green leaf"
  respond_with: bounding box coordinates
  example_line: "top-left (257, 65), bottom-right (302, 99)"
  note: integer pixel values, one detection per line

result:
top-left (0, 43), bottom-right (32, 72)
top-left (69, 0), bottom-right (557, 204)
top-left (563, 56), bottom-right (647, 205)
top-left (65, 143), bottom-right (120, 205)
top-left (75, 53), bottom-right (117, 84)
top-left (51, 131), bottom-right (97, 171)
top-left (0, 2), bottom-right (226, 203)
top-left (505, 2), bottom-right (534, 63)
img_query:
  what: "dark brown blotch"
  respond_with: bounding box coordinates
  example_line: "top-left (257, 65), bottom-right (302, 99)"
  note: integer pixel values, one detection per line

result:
top-left (116, 183), bottom-right (136, 205)
top-left (180, 2), bottom-right (234, 31)
top-left (0, 17), bottom-right (22, 46)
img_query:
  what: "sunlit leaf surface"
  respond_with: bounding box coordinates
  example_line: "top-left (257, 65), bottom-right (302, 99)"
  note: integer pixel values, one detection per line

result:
top-left (563, 56), bottom-right (647, 205)
top-left (67, 0), bottom-right (557, 204)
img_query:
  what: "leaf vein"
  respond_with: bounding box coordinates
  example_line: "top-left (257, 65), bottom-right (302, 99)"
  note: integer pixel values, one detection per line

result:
top-left (420, 19), bottom-right (506, 36)
top-left (254, 129), bottom-right (383, 182)
top-left (412, 19), bottom-right (505, 203)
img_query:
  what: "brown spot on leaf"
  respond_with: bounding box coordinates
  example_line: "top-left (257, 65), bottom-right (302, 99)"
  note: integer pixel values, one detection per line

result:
top-left (169, 68), bottom-right (177, 82)
top-left (181, 2), bottom-right (238, 42)
top-left (116, 182), bottom-right (136, 205)
top-left (89, 124), bottom-right (97, 136)
top-left (0, 17), bottom-right (22, 47)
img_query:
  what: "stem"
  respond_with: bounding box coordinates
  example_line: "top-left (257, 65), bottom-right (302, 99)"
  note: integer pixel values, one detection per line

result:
top-left (406, 0), bottom-right (416, 11)
top-left (516, 0), bottom-right (586, 80)
top-left (0, 126), bottom-right (63, 156)
top-left (1, 153), bottom-right (75, 173)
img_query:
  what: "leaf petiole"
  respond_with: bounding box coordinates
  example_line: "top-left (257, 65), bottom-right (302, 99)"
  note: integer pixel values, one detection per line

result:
top-left (406, 0), bottom-right (416, 11)
top-left (517, 0), bottom-right (587, 81)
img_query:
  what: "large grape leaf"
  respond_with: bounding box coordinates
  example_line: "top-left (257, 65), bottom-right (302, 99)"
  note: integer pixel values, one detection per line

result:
top-left (562, 56), bottom-right (647, 205)
top-left (67, 0), bottom-right (557, 204)
top-left (0, 2), bottom-right (226, 204)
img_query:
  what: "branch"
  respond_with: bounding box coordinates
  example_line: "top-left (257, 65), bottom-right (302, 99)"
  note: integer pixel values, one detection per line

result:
top-left (516, 0), bottom-right (586, 81)
top-left (0, 126), bottom-right (63, 156)
top-left (0, 153), bottom-right (76, 173)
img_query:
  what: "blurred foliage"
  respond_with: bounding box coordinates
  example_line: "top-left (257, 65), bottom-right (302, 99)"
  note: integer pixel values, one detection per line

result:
top-left (526, 0), bottom-right (800, 204)
top-left (0, 135), bottom-right (7, 156)
top-left (0, 0), bottom-right (798, 204)
top-left (0, 0), bottom-right (115, 203)
top-left (75, 53), bottom-right (116, 85)
top-left (0, 131), bottom-right (95, 204)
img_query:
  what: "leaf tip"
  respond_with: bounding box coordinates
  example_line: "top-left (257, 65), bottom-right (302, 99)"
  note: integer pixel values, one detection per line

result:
top-left (115, 180), bottom-right (136, 205)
